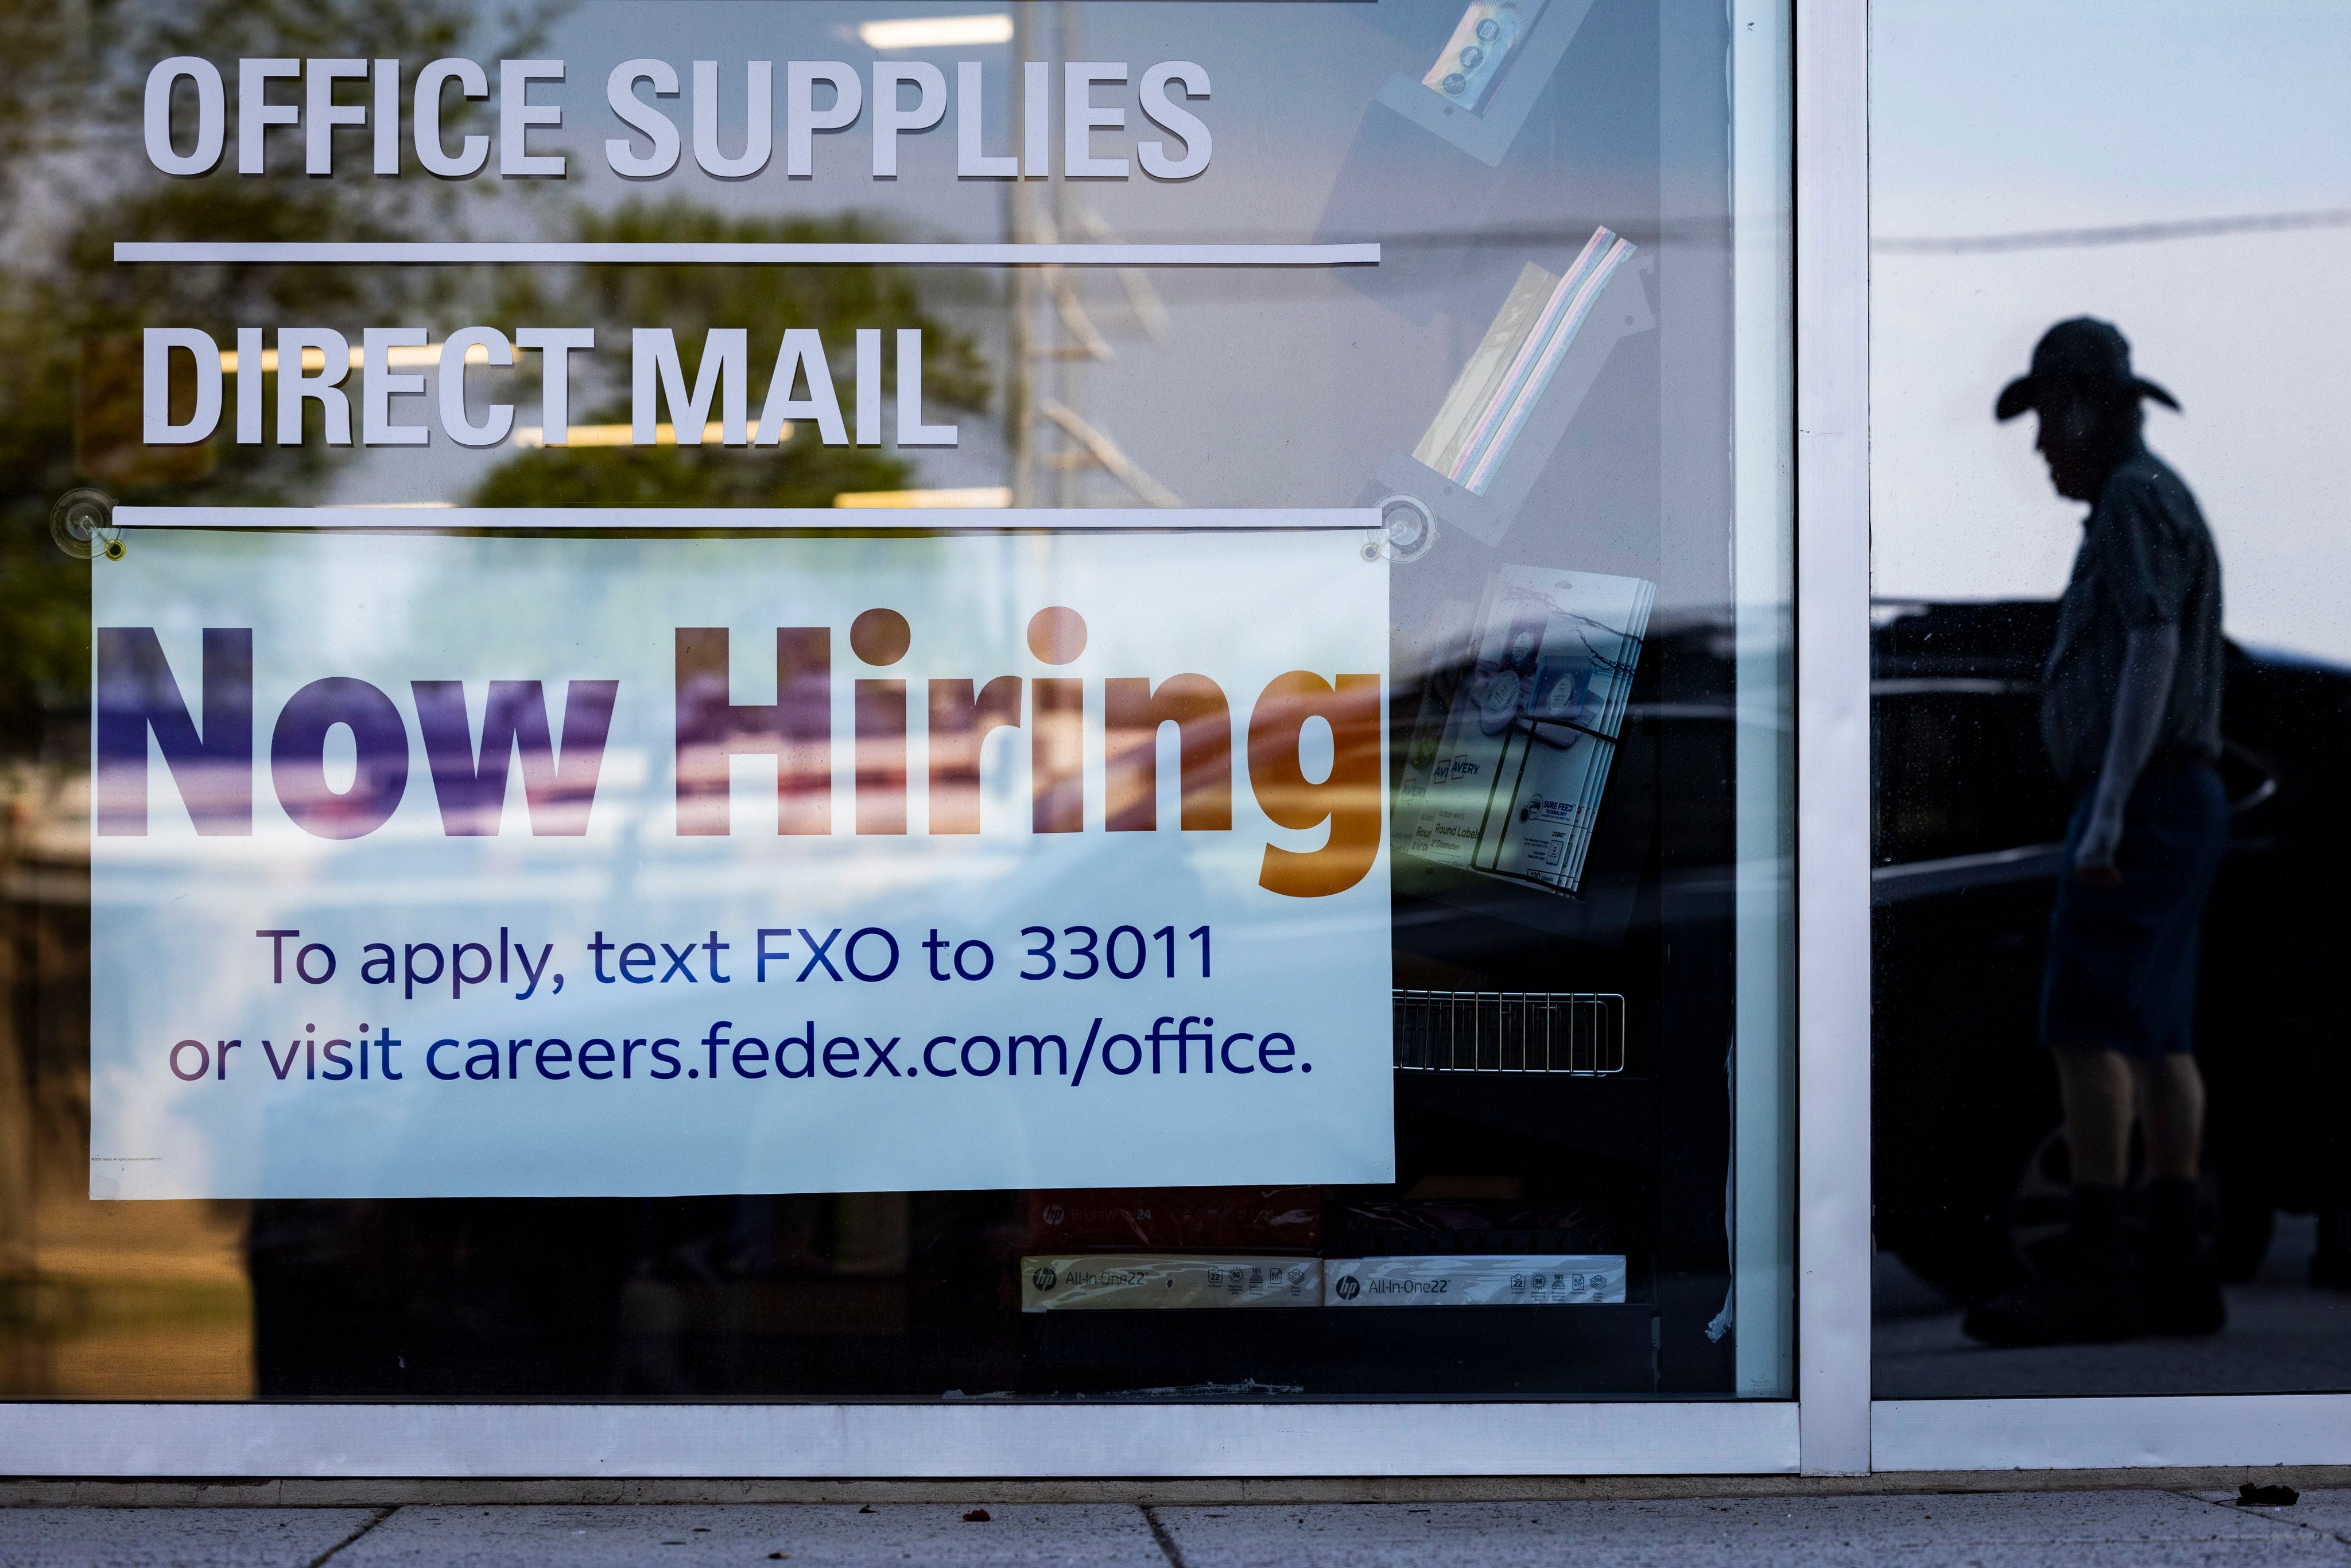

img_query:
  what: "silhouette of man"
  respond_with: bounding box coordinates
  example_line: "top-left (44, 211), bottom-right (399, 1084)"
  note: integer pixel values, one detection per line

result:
top-left (1965, 318), bottom-right (2229, 1347)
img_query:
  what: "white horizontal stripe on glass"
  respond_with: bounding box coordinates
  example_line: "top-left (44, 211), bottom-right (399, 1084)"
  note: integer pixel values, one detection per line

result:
top-left (115, 242), bottom-right (1380, 267)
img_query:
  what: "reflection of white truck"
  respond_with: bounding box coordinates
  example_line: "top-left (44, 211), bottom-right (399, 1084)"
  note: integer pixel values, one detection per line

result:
top-left (1398, 565), bottom-right (1654, 899)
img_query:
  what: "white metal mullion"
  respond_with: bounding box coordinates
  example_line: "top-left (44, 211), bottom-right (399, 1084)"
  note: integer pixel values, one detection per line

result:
top-left (1793, 0), bottom-right (1875, 1478)
top-left (1731, 0), bottom-right (1799, 1403)
top-left (1875, 1396), bottom-right (2351, 1470)
top-left (0, 1402), bottom-right (1800, 1478)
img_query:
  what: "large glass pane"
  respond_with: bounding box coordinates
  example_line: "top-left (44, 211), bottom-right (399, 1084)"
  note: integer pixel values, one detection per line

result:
top-left (1, 0), bottom-right (1791, 1403)
top-left (1873, 0), bottom-right (2351, 1396)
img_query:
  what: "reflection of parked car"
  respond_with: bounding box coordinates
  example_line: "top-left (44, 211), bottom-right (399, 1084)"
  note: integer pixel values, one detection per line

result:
top-left (1873, 600), bottom-right (2351, 1302)
top-left (236, 622), bottom-right (1740, 1399)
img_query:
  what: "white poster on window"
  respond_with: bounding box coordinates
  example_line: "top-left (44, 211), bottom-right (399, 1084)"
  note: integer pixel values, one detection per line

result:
top-left (90, 514), bottom-right (1392, 1200)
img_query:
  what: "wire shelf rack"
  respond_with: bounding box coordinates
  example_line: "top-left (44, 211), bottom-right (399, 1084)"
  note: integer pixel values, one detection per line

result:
top-left (1392, 989), bottom-right (1627, 1076)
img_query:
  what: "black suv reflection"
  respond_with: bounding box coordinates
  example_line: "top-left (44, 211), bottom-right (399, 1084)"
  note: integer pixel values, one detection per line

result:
top-left (1873, 599), bottom-right (2351, 1300)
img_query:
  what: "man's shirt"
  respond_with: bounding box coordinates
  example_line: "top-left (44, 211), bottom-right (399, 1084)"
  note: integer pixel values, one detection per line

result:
top-left (2040, 438), bottom-right (2225, 788)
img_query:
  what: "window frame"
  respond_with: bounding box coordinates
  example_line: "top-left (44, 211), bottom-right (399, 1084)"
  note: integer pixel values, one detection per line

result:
top-left (0, 0), bottom-right (1865, 1479)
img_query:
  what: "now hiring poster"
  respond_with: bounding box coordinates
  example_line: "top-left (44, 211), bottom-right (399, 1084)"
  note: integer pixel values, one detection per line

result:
top-left (88, 516), bottom-right (1391, 1200)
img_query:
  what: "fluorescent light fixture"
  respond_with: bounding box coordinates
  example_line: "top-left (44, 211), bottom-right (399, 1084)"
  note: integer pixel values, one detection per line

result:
top-left (511, 421), bottom-right (793, 448)
top-left (834, 486), bottom-right (1012, 508)
top-left (858, 13), bottom-right (1013, 50)
top-left (219, 343), bottom-right (492, 373)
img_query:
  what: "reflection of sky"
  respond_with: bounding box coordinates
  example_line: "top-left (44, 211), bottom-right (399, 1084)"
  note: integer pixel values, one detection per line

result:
top-left (337, 0), bottom-right (1433, 514)
top-left (287, 1), bottom-right (1742, 615)
top-left (1872, 1), bottom-right (2351, 662)
top-left (543, 0), bottom-right (1395, 236)
top-left (335, 0), bottom-right (1417, 509)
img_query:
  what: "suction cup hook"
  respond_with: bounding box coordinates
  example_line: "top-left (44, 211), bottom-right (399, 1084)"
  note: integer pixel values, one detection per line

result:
top-left (1365, 493), bottom-right (1436, 563)
top-left (51, 488), bottom-right (123, 561)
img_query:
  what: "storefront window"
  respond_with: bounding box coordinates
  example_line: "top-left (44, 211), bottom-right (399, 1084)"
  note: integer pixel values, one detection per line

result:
top-left (1872, 0), bottom-right (2351, 1397)
top-left (1, 0), bottom-right (1791, 1403)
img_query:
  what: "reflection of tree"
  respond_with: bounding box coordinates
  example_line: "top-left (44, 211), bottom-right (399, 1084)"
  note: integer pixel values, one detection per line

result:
top-left (0, 0), bottom-right (555, 753)
top-left (0, 0), bottom-right (999, 742)
top-left (472, 200), bottom-right (992, 509)
top-left (0, 0), bottom-right (563, 1401)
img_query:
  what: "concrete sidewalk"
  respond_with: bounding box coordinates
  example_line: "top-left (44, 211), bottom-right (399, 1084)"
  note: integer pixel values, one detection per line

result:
top-left (6, 1490), bottom-right (2351, 1568)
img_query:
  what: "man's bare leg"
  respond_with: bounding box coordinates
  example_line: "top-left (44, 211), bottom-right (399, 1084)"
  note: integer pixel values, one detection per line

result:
top-left (2053, 1043), bottom-right (2133, 1186)
top-left (2132, 1053), bottom-right (2205, 1181)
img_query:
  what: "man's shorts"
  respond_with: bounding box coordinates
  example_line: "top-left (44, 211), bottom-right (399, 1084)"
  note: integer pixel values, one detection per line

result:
top-left (2040, 761), bottom-right (2229, 1059)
